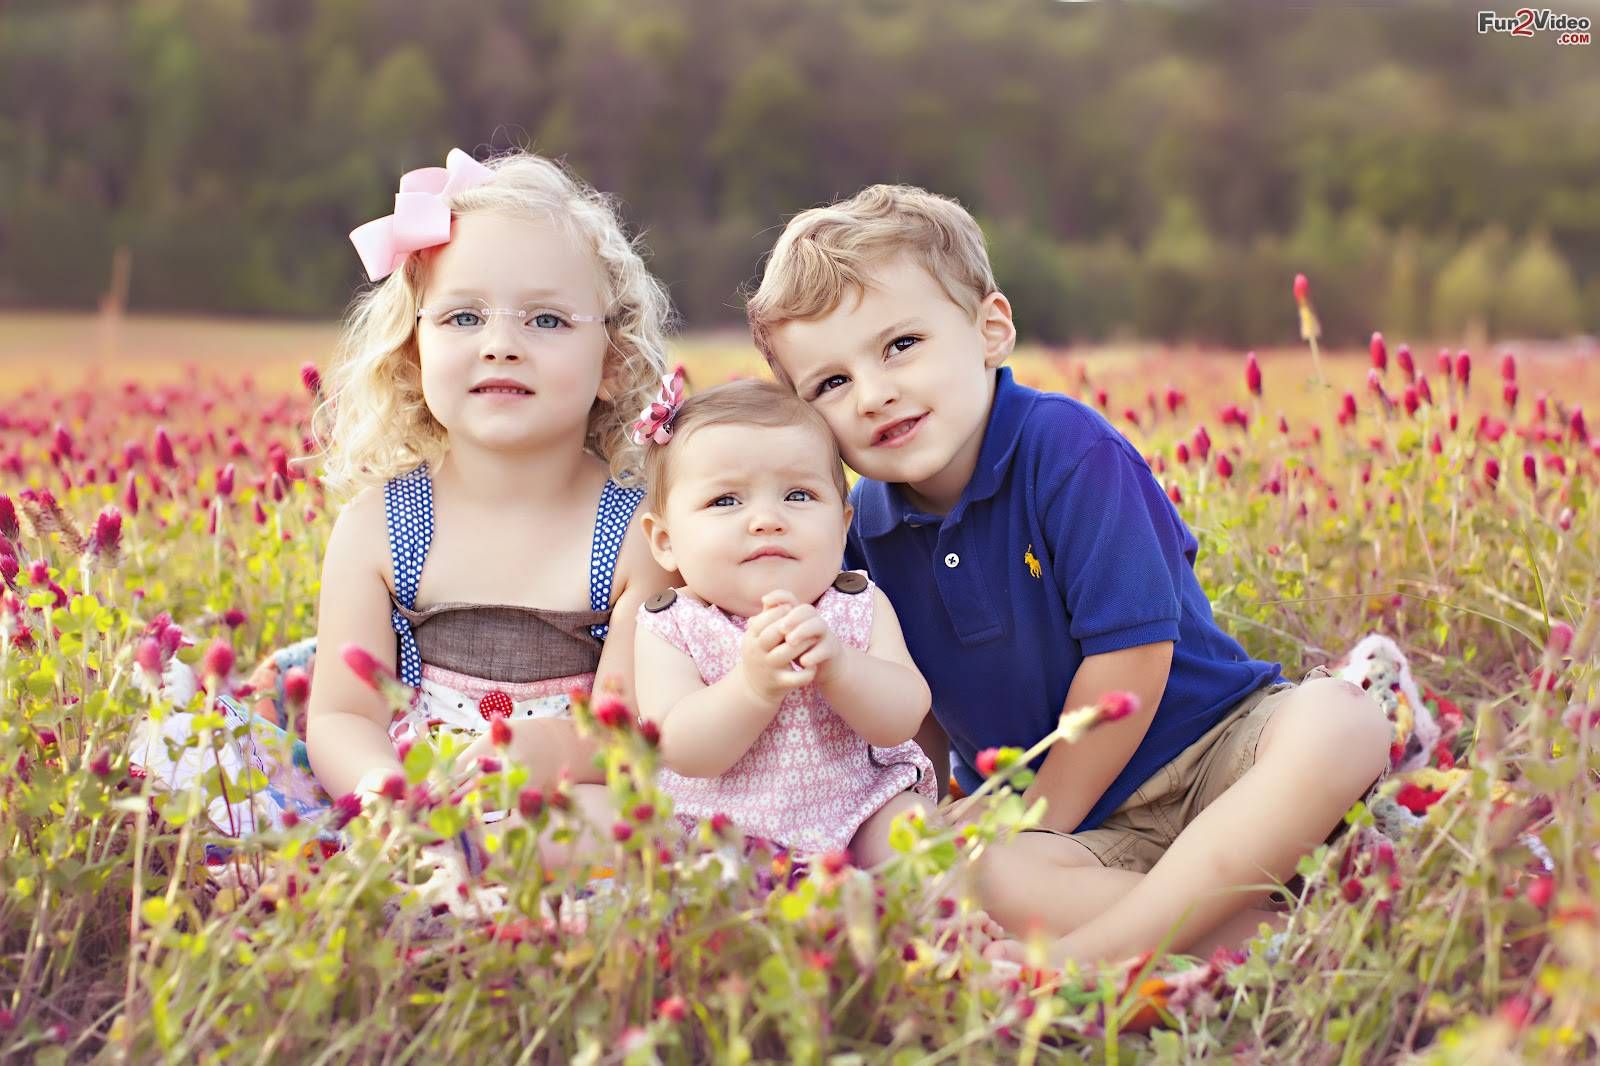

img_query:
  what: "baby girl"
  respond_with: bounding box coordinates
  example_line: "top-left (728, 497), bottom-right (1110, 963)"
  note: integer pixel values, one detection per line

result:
top-left (631, 372), bottom-right (937, 864)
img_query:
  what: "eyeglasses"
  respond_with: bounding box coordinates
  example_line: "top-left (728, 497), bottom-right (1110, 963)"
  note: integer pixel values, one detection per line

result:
top-left (416, 301), bottom-right (608, 336)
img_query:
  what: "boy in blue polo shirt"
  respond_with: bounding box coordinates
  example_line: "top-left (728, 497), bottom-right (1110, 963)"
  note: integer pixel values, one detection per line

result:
top-left (744, 184), bottom-right (1391, 966)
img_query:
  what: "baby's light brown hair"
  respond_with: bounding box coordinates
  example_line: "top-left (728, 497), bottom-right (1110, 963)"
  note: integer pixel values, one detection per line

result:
top-left (642, 378), bottom-right (851, 516)
top-left (745, 184), bottom-right (998, 385)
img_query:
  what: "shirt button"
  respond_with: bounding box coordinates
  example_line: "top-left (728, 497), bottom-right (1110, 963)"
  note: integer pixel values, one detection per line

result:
top-left (943, 552), bottom-right (960, 568)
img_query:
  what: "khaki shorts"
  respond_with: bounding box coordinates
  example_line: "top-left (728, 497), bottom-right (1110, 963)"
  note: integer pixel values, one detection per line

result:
top-left (1026, 667), bottom-right (1332, 873)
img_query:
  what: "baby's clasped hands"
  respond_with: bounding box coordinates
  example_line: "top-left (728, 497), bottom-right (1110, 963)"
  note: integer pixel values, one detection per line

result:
top-left (737, 590), bottom-right (845, 704)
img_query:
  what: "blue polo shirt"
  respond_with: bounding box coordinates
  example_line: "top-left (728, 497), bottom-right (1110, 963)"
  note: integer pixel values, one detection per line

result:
top-left (845, 366), bottom-right (1281, 831)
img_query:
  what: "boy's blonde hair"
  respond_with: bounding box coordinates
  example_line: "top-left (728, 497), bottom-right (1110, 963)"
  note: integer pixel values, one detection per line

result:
top-left (745, 184), bottom-right (997, 380)
top-left (642, 378), bottom-right (850, 516)
top-left (313, 150), bottom-right (675, 497)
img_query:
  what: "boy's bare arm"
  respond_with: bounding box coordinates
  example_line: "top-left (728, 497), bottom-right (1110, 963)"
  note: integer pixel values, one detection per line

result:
top-left (1022, 641), bottom-right (1174, 833)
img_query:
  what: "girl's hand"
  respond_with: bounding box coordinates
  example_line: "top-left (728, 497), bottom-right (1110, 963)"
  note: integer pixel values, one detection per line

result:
top-left (781, 605), bottom-right (844, 685)
top-left (737, 591), bottom-right (817, 706)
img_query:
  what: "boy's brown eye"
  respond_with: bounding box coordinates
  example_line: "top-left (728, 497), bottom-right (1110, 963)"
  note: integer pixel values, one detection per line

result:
top-left (814, 375), bottom-right (848, 398)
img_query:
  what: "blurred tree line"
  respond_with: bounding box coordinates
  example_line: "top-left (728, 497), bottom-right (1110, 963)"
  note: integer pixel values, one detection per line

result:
top-left (2, 0), bottom-right (1596, 345)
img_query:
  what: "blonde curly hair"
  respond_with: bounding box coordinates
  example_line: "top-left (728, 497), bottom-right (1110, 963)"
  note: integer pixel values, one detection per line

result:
top-left (312, 150), bottom-right (675, 498)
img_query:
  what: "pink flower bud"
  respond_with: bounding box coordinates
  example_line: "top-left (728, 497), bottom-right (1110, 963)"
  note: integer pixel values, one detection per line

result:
top-left (975, 748), bottom-right (1000, 777)
top-left (1215, 453), bottom-right (1234, 479)
top-left (1369, 332), bottom-right (1386, 371)
top-left (0, 495), bottom-right (16, 542)
top-left (135, 636), bottom-right (163, 675)
top-left (1436, 349), bottom-right (1453, 380)
top-left (122, 473), bottom-right (140, 516)
top-left (202, 638), bottom-right (235, 680)
top-left (1522, 454), bottom-right (1537, 486)
top-left (1571, 407), bottom-right (1588, 442)
top-left (655, 996), bottom-right (687, 1023)
top-left (1174, 441), bottom-right (1190, 465)
top-left (154, 426), bottom-right (178, 469)
top-left (216, 463), bottom-right (235, 499)
top-left (1503, 382), bottom-right (1519, 411)
top-left (1527, 876), bottom-right (1554, 909)
top-left (1455, 350), bottom-right (1471, 388)
top-left (222, 607), bottom-right (247, 629)
top-left (611, 821), bottom-right (634, 843)
top-left (1558, 507), bottom-right (1573, 531)
top-left (1417, 376), bottom-right (1433, 405)
top-left (88, 506), bottom-right (122, 559)
top-left (518, 787), bottom-right (544, 818)
top-left (1500, 351), bottom-right (1517, 381)
top-left (53, 423), bottom-right (74, 459)
top-left (300, 362), bottom-right (322, 395)
top-left (89, 749), bottom-right (112, 777)
top-left (1548, 621), bottom-right (1574, 656)
top-left (1098, 691), bottom-right (1140, 722)
top-left (1403, 387), bottom-right (1419, 417)
top-left (1396, 345), bottom-right (1414, 381)
top-left (1192, 426), bottom-right (1211, 460)
top-left (490, 716), bottom-right (513, 748)
top-left (341, 644), bottom-right (384, 689)
top-left (1293, 273), bottom-right (1311, 304)
top-left (1244, 351), bottom-right (1262, 396)
top-left (593, 698), bottom-right (631, 730)
top-left (1482, 457), bottom-right (1500, 487)
top-left (283, 666), bottom-right (311, 706)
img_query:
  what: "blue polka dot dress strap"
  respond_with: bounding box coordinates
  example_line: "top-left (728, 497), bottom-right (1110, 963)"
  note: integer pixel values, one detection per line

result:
top-left (588, 479), bottom-right (643, 641)
top-left (383, 464), bottom-right (434, 687)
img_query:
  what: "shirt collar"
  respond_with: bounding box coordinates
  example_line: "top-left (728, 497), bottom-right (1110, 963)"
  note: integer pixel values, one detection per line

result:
top-left (855, 365), bottom-right (1038, 538)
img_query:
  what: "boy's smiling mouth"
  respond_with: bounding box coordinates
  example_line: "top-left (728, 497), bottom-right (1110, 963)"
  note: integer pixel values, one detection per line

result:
top-left (872, 414), bottom-right (926, 446)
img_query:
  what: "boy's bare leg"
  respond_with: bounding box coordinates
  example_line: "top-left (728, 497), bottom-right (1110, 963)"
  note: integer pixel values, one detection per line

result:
top-left (981, 678), bottom-right (1388, 965)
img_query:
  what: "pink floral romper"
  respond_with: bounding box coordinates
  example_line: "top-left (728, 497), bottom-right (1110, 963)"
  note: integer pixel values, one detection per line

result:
top-left (636, 571), bottom-right (936, 854)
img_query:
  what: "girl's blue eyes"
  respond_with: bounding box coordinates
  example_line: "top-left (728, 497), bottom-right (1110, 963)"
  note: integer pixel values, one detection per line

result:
top-left (812, 335), bottom-right (919, 397)
top-left (443, 310), bottom-right (570, 329)
top-left (710, 489), bottom-right (812, 505)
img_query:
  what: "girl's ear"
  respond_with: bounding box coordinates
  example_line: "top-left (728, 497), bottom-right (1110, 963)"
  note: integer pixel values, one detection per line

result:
top-left (978, 291), bottom-right (1017, 368)
top-left (640, 511), bottom-right (675, 572)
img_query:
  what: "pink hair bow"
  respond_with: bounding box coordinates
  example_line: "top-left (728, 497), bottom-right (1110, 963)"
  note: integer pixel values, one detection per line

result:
top-left (628, 365), bottom-right (687, 446)
top-left (348, 148), bottom-right (496, 282)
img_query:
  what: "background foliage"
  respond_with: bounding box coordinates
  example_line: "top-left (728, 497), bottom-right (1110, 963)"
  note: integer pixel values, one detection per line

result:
top-left (3, 0), bottom-right (1598, 344)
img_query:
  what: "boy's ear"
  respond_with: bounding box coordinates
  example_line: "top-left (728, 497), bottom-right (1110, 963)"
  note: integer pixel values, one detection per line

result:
top-left (639, 511), bottom-right (675, 572)
top-left (978, 291), bottom-right (1017, 369)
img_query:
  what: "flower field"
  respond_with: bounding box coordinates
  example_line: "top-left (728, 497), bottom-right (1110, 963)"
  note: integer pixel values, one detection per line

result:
top-left (1, 313), bottom-right (1598, 1063)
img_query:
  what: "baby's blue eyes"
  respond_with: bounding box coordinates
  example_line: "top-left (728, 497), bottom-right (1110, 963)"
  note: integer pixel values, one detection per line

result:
top-left (709, 489), bottom-right (817, 507)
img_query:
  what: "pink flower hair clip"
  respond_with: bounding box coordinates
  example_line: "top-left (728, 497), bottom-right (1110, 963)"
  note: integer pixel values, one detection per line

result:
top-left (348, 148), bottom-right (496, 282)
top-left (628, 365), bottom-right (687, 446)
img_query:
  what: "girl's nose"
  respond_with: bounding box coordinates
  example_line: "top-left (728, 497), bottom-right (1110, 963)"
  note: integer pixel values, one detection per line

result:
top-left (749, 508), bottom-right (786, 534)
top-left (479, 314), bottom-right (527, 361)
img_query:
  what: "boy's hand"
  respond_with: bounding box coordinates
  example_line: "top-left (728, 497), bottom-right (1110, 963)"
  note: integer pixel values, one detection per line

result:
top-left (736, 591), bottom-right (817, 707)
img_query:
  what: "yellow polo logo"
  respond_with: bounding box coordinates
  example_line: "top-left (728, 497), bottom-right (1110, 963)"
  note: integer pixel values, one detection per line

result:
top-left (1024, 544), bottom-right (1042, 578)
